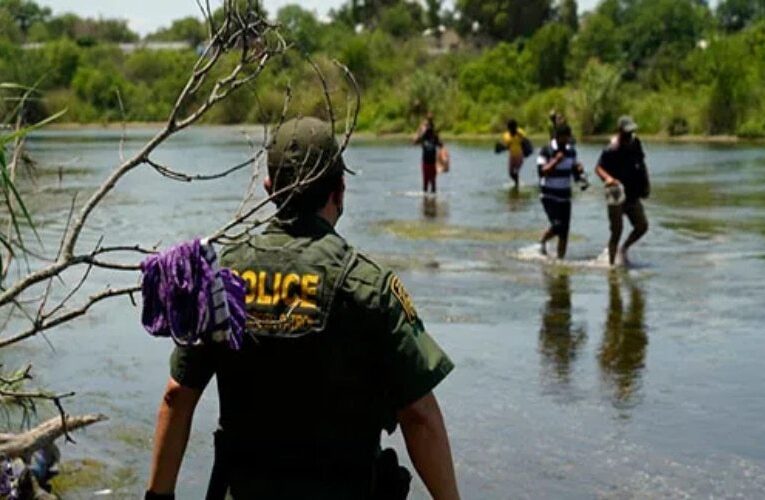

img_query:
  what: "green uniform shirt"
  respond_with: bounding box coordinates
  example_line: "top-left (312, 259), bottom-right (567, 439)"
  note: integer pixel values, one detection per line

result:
top-left (170, 215), bottom-right (453, 494)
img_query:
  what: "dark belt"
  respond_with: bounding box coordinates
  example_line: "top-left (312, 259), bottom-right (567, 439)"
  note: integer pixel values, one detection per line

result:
top-left (206, 430), bottom-right (382, 499)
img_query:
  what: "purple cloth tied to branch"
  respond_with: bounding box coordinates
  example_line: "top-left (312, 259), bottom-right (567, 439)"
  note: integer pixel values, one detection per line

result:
top-left (140, 239), bottom-right (247, 350)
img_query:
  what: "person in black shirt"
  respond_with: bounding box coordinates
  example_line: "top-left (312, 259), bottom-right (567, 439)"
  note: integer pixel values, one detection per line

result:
top-left (414, 112), bottom-right (443, 194)
top-left (595, 116), bottom-right (651, 266)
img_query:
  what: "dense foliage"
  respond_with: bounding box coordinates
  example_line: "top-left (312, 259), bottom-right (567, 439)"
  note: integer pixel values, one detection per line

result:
top-left (4, 0), bottom-right (765, 137)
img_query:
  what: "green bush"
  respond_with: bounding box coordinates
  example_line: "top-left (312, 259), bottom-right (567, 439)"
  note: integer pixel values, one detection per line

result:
top-left (71, 66), bottom-right (129, 112)
top-left (459, 42), bottom-right (535, 103)
top-left (518, 87), bottom-right (571, 134)
top-left (737, 118), bottom-right (765, 138)
top-left (574, 59), bottom-right (622, 135)
top-left (702, 38), bottom-right (756, 134)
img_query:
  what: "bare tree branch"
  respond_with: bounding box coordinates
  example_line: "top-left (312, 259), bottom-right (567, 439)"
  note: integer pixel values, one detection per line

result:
top-left (0, 286), bottom-right (140, 349)
top-left (0, 414), bottom-right (106, 459)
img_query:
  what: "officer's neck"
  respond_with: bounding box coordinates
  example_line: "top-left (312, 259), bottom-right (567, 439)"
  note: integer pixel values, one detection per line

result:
top-left (315, 204), bottom-right (339, 228)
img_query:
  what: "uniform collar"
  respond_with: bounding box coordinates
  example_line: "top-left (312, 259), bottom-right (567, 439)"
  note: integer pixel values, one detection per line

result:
top-left (265, 213), bottom-right (337, 238)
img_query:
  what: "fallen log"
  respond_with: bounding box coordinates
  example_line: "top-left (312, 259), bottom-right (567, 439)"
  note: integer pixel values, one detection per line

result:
top-left (0, 414), bottom-right (107, 459)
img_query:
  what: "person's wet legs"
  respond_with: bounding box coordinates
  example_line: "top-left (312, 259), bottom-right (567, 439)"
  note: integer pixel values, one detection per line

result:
top-left (541, 199), bottom-right (571, 258)
top-left (557, 235), bottom-right (569, 259)
top-left (509, 156), bottom-right (522, 189)
top-left (608, 204), bottom-right (624, 266)
top-left (422, 163), bottom-right (437, 194)
top-left (620, 201), bottom-right (648, 264)
top-left (510, 170), bottom-right (519, 189)
top-left (556, 202), bottom-right (571, 259)
top-left (540, 228), bottom-right (555, 255)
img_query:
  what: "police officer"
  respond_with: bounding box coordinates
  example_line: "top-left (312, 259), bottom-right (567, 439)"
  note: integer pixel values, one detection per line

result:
top-left (146, 117), bottom-right (459, 500)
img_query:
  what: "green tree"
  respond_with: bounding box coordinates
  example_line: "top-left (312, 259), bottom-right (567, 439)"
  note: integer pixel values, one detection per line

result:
top-left (575, 59), bottom-right (622, 134)
top-left (86, 18), bottom-right (139, 43)
top-left (595, 0), bottom-right (625, 24)
top-left (455, 0), bottom-right (552, 41)
top-left (71, 66), bottom-right (128, 110)
top-left (35, 13), bottom-right (78, 40)
top-left (526, 22), bottom-right (573, 88)
top-left (39, 39), bottom-right (81, 87)
top-left (146, 17), bottom-right (207, 46)
top-left (569, 13), bottom-right (622, 78)
top-left (693, 36), bottom-right (755, 133)
top-left (277, 5), bottom-right (321, 53)
top-left (556, 0), bottom-right (578, 31)
top-left (407, 69), bottom-right (448, 119)
top-left (339, 35), bottom-right (374, 85)
top-left (425, 0), bottom-right (442, 28)
top-left (30, 13), bottom-right (139, 44)
top-left (212, 0), bottom-right (268, 27)
top-left (379, 2), bottom-right (423, 38)
top-left (459, 42), bottom-right (534, 102)
top-left (0, 0), bottom-right (50, 36)
top-left (622, 0), bottom-right (710, 67)
top-left (716, 0), bottom-right (765, 32)
top-left (0, 9), bottom-right (23, 42)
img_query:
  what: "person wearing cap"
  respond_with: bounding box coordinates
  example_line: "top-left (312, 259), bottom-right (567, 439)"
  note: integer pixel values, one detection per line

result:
top-left (146, 117), bottom-right (459, 500)
top-left (537, 124), bottom-right (586, 259)
top-left (414, 112), bottom-right (444, 194)
top-left (595, 116), bottom-right (651, 266)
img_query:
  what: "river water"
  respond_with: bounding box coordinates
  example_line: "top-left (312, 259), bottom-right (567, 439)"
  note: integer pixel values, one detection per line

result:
top-left (10, 127), bottom-right (765, 498)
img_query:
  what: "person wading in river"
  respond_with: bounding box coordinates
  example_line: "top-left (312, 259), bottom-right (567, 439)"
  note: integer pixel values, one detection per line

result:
top-left (501, 119), bottom-right (528, 189)
top-left (595, 116), bottom-right (651, 266)
top-left (146, 117), bottom-right (459, 500)
top-left (414, 112), bottom-right (444, 195)
top-left (537, 124), bottom-right (586, 259)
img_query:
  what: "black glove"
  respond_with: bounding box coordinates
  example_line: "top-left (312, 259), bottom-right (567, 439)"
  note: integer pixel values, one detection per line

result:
top-left (494, 142), bottom-right (508, 154)
top-left (145, 491), bottom-right (175, 500)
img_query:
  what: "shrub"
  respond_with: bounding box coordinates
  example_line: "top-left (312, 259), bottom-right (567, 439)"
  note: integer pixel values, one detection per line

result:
top-left (459, 42), bottom-right (535, 103)
top-left (737, 118), bottom-right (765, 138)
top-left (574, 59), bottom-right (622, 135)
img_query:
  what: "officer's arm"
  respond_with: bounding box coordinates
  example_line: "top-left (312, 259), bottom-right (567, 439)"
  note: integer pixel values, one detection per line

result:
top-left (147, 377), bottom-right (203, 494)
top-left (398, 392), bottom-right (460, 500)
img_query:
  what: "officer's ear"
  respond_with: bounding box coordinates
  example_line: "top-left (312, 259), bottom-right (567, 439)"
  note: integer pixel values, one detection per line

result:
top-left (330, 175), bottom-right (345, 205)
top-left (264, 177), bottom-right (273, 195)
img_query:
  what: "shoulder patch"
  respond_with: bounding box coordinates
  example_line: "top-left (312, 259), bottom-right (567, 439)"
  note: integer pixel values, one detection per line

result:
top-left (390, 275), bottom-right (417, 323)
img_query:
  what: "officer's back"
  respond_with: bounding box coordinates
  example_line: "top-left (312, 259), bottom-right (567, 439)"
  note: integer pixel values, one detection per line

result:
top-left (147, 117), bottom-right (460, 500)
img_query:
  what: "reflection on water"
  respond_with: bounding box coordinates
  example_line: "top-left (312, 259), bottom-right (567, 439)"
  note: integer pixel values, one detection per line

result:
top-left (421, 195), bottom-right (448, 219)
top-left (16, 130), bottom-right (765, 497)
top-left (598, 275), bottom-right (648, 409)
top-left (507, 185), bottom-right (534, 212)
top-left (538, 271), bottom-right (587, 388)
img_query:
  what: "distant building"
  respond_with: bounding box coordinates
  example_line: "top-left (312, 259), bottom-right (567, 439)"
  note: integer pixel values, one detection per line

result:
top-left (22, 41), bottom-right (193, 52)
top-left (423, 27), bottom-right (463, 55)
top-left (119, 41), bottom-right (192, 53)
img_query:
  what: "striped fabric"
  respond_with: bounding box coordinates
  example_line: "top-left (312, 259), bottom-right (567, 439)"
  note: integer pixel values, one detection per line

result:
top-left (537, 139), bottom-right (578, 202)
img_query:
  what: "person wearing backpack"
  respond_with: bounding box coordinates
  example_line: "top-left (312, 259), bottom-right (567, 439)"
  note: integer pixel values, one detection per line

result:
top-left (595, 116), bottom-right (651, 266)
top-left (497, 119), bottom-right (533, 189)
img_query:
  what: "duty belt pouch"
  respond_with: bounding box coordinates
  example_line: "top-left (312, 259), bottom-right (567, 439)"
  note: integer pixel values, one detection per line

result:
top-left (372, 448), bottom-right (411, 500)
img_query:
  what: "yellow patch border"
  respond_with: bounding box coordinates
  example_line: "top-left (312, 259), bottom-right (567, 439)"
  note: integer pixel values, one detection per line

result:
top-left (390, 276), bottom-right (417, 322)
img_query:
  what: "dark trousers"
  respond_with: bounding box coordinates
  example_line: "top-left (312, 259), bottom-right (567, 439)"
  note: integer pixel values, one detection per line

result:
top-left (542, 198), bottom-right (572, 238)
top-left (608, 199), bottom-right (648, 246)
